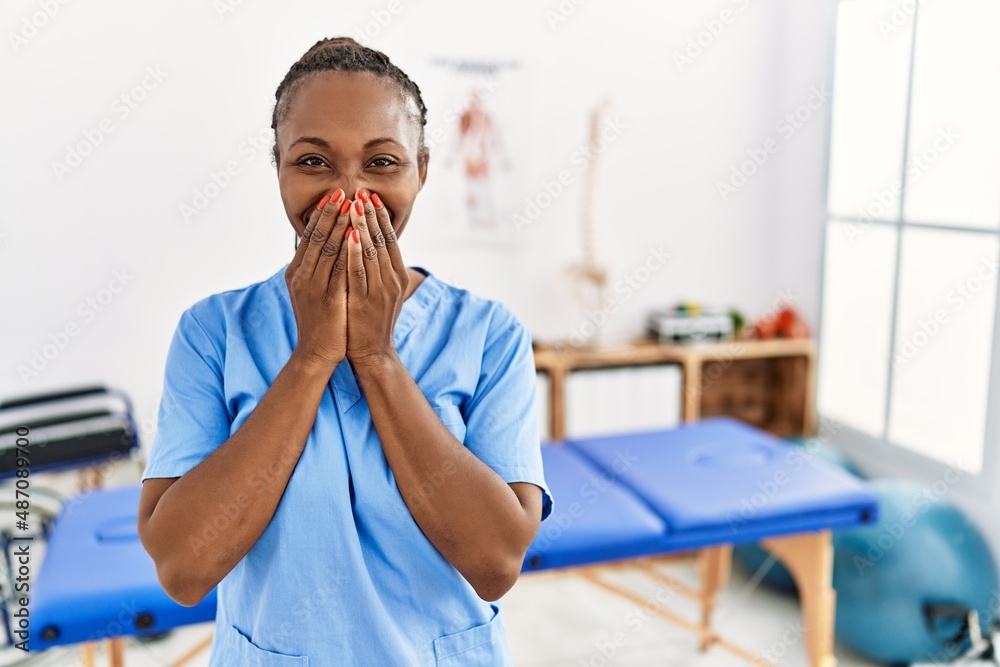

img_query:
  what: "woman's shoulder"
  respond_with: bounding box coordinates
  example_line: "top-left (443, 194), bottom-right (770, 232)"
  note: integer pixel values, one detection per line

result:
top-left (177, 264), bottom-right (288, 334)
top-left (425, 269), bottom-right (529, 341)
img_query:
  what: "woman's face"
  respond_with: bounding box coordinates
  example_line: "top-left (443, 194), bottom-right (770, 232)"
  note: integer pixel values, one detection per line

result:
top-left (275, 70), bottom-right (428, 241)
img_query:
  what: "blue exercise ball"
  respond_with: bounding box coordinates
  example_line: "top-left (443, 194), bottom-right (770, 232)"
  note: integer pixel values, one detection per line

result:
top-left (733, 438), bottom-right (864, 593)
top-left (734, 540), bottom-right (798, 592)
top-left (832, 479), bottom-right (997, 665)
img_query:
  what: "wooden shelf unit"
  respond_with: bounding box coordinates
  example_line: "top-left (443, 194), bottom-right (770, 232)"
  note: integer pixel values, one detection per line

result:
top-left (533, 337), bottom-right (817, 441)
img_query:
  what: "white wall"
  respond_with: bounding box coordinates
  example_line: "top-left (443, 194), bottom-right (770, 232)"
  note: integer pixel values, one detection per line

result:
top-left (1, 0), bottom-right (838, 456)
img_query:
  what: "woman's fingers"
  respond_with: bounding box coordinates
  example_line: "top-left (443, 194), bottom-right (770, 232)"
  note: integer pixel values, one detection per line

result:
top-left (370, 191), bottom-right (405, 285)
top-left (313, 190), bottom-right (351, 284)
top-left (346, 201), bottom-right (368, 299)
top-left (349, 193), bottom-right (380, 292)
top-left (288, 199), bottom-right (324, 275)
top-left (329, 221), bottom-right (352, 301)
top-left (299, 189), bottom-right (343, 280)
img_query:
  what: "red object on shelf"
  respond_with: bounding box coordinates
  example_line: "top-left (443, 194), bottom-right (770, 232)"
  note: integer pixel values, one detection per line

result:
top-left (753, 305), bottom-right (810, 340)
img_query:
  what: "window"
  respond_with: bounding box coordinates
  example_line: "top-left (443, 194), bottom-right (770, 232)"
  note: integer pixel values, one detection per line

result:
top-left (818, 0), bottom-right (1000, 474)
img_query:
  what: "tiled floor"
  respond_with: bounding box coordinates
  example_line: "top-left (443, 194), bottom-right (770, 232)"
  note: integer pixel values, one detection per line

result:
top-left (14, 557), bottom-right (881, 667)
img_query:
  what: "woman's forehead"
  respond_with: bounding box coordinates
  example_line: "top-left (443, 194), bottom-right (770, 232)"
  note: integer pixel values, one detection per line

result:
top-left (279, 71), bottom-right (419, 150)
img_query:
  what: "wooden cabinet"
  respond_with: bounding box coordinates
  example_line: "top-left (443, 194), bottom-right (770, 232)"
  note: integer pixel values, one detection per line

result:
top-left (533, 337), bottom-right (816, 441)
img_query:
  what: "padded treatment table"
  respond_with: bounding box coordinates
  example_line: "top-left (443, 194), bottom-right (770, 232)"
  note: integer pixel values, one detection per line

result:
top-left (30, 484), bottom-right (217, 666)
top-left (522, 416), bottom-right (877, 667)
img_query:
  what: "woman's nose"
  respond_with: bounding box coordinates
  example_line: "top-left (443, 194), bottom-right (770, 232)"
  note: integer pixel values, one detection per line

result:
top-left (336, 181), bottom-right (369, 200)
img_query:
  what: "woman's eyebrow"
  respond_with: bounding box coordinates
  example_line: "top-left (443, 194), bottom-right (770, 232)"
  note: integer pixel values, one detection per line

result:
top-left (288, 136), bottom-right (406, 151)
top-left (289, 136), bottom-right (331, 151)
top-left (362, 137), bottom-right (405, 150)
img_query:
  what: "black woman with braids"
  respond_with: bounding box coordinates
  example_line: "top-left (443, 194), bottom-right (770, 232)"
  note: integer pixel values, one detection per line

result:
top-left (137, 37), bottom-right (553, 666)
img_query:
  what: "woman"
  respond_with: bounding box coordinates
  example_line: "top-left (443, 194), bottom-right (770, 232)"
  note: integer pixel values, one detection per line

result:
top-left (137, 37), bottom-right (553, 666)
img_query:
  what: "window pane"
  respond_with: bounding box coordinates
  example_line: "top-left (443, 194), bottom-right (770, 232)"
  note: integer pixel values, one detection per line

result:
top-left (818, 220), bottom-right (898, 436)
top-left (887, 229), bottom-right (998, 473)
top-left (826, 0), bottom-right (912, 221)
top-left (903, 0), bottom-right (1000, 229)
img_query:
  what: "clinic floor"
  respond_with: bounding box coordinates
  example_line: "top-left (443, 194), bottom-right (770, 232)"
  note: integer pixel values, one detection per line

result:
top-left (16, 466), bottom-right (880, 666)
top-left (25, 558), bottom-right (881, 667)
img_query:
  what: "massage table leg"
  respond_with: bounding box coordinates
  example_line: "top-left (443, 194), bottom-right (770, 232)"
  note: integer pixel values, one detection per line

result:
top-left (81, 643), bottom-right (96, 667)
top-left (697, 545), bottom-right (733, 651)
top-left (108, 637), bottom-right (125, 667)
top-left (759, 530), bottom-right (837, 667)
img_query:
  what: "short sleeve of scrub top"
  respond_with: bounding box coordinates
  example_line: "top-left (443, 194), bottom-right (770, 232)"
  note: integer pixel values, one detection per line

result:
top-left (141, 264), bottom-right (553, 667)
top-left (140, 305), bottom-right (231, 481)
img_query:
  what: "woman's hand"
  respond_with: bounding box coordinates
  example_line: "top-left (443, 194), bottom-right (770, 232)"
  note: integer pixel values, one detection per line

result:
top-left (285, 188), bottom-right (353, 371)
top-left (344, 189), bottom-right (409, 370)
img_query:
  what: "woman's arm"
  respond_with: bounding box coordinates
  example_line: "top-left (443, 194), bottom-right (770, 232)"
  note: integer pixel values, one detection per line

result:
top-left (341, 195), bottom-right (544, 600)
top-left (137, 351), bottom-right (332, 606)
top-left (354, 355), bottom-right (543, 602)
top-left (139, 191), bottom-right (353, 607)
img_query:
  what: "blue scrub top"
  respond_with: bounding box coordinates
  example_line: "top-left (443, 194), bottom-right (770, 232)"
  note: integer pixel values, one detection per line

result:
top-left (141, 263), bottom-right (554, 666)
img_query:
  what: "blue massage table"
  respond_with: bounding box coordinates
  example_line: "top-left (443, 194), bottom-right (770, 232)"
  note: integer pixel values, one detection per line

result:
top-left (26, 417), bottom-right (874, 667)
top-left (521, 416), bottom-right (877, 667)
top-left (29, 486), bottom-right (217, 666)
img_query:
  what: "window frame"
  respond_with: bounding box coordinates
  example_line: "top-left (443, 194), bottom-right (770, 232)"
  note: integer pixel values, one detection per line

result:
top-left (816, 0), bottom-right (1000, 497)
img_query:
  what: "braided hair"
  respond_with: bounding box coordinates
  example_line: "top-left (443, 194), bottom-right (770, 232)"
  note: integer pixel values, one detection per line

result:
top-left (270, 37), bottom-right (428, 168)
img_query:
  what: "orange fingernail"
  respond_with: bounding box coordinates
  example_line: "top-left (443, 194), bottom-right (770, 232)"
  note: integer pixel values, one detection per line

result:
top-left (371, 193), bottom-right (382, 209)
top-left (339, 198), bottom-right (352, 216)
top-left (344, 225), bottom-right (353, 239)
top-left (354, 200), bottom-right (364, 215)
top-left (318, 194), bottom-right (331, 210)
top-left (331, 188), bottom-right (344, 202)
top-left (357, 189), bottom-right (369, 204)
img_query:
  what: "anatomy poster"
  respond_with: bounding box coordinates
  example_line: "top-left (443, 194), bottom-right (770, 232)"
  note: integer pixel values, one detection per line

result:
top-left (420, 56), bottom-right (529, 248)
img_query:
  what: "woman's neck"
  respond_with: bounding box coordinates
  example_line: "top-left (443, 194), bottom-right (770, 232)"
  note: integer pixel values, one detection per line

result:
top-left (404, 267), bottom-right (426, 301)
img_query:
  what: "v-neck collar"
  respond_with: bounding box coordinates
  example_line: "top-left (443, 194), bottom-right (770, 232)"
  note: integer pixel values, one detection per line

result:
top-left (268, 263), bottom-right (445, 412)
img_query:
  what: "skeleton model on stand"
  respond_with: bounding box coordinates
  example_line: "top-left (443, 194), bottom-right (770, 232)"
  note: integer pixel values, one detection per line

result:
top-left (565, 97), bottom-right (612, 347)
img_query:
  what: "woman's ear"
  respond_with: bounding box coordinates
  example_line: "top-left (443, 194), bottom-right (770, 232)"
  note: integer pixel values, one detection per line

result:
top-left (417, 146), bottom-right (429, 191)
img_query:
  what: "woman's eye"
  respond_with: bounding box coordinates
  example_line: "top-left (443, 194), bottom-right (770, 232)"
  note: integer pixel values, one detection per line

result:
top-left (370, 157), bottom-right (397, 168)
top-left (299, 156), bottom-right (326, 167)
